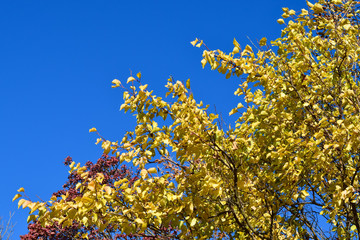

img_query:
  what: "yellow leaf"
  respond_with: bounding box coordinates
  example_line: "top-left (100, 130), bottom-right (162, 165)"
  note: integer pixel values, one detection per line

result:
top-left (136, 72), bottom-right (141, 79)
top-left (186, 79), bottom-right (191, 89)
top-left (312, 3), bottom-right (324, 13)
top-left (127, 76), bottom-right (136, 83)
top-left (233, 38), bottom-right (240, 48)
top-left (277, 19), bottom-right (285, 24)
top-left (139, 84), bottom-right (148, 91)
top-left (27, 215), bottom-right (36, 223)
top-left (226, 71), bottom-right (231, 79)
top-left (147, 167), bottom-right (157, 174)
top-left (301, 9), bottom-right (309, 15)
top-left (69, 161), bottom-right (75, 168)
top-left (282, 13), bottom-right (289, 18)
top-left (190, 218), bottom-right (197, 227)
top-left (114, 178), bottom-right (128, 187)
top-left (29, 203), bottom-right (39, 214)
top-left (201, 59), bottom-right (207, 68)
top-left (22, 200), bottom-right (31, 209)
top-left (17, 187), bottom-right (25, 192)
top-left (104, 186), bottom-right (112, 195)
top-left (140, 169), bottom-right (148, 179)
top-left (89, 127), bottom-right (97, 133)
top-left (244, 45), bottom-right (253, 53)
top-left (102, 140), bottom-right (111, 154)
top-left (343, 24), bottom-right (351, 31)
top-left (18, 199), bottom-right (26, 209)
top-left (196, 40), bottom-right (203, 48)
top-left (259, 37), bottom-right (267, 46)
top-left (233, 46), bottom-right (239, 54)
top-left (88, 181), bottom-right (96, 191)
top-left (229, 108), bottom-right (238, 116)
top-left (120, 103), bottom-right (127, 111)
top-left (300, 190), bottom-right (309, 200)
top-left (190, 38), bottom-right (198, 46)
top-left (96, 173), bottom-right (104, 182)
top-left (12, 194), bottom-right (22, 202)
top-left (111, 79), bottom-right (121, 88)
top-left (67, 208), bottom-right (77, 219)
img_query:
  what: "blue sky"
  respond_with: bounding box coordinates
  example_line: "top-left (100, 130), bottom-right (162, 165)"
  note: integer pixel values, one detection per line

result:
top-left (0, 0), bottom-right (307, 237)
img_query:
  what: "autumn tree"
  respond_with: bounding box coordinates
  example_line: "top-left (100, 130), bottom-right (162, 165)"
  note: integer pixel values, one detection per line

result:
top-left (14, 0), bottom-right (360, 239)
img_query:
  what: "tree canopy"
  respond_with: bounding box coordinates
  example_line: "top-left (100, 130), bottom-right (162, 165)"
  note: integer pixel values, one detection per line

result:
top-left (14, 0), bottom-right (360, 239)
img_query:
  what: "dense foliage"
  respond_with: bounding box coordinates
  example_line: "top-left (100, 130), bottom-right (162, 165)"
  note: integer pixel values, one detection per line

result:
top-left (15, 0), bottom-right (360, 239)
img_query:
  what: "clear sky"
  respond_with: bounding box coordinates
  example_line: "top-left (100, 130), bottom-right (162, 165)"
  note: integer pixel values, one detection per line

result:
top-left (0, 0), bottom-right (307, 237)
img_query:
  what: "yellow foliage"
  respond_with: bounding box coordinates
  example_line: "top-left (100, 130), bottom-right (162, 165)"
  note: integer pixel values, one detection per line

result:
top-left (16, 1), bottom-right (360, 239)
